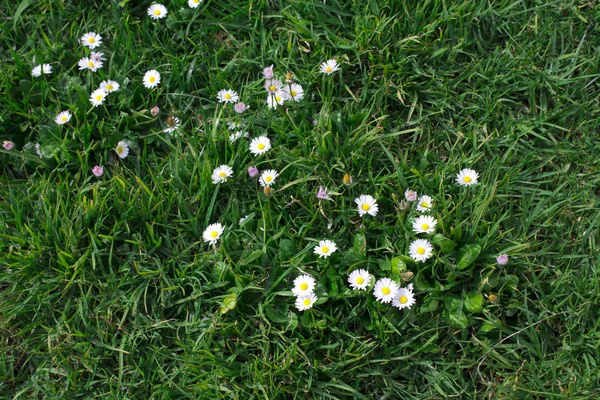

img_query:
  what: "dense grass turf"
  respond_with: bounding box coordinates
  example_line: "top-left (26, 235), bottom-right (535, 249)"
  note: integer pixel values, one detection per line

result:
top-left (1, 0), bottom-right (600, 398)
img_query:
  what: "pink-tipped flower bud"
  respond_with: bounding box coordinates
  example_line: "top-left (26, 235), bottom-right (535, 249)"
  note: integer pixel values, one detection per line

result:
top-left (150, 106), bottom-right (160, 116)
top-left (234, 102), bottom-right (247, 114)
top-left (3, 140), bottom-right (15, 151)
top-left (248, 166), bottom-right (259, 178)
top-left (496, 254), bottom-right (509, 266)
top-left (92, 165), bottom-right (104, 177)
top-left (263, 65), bottom-right (274, 79)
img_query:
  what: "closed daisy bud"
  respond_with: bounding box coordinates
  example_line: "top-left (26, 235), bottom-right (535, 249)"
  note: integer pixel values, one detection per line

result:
top-left (404, 189), bottom-right (418, 202)
top-left (496, 254), bottom-right (509, 266)
top-left (343, 173), bottom-right (352, 185)
top-left (316, 186), bottom-right (330, 200)
top-left (263, 64), bottom-right (274, 79)
top-left (285, 71), bottom-right (294, 83)
top-left (263, 185), bottom-right (272, 196)
top-left (234, 102), bottom-right (247, 114)
top-left (150, 106), bottom-right (160, 116)
top-left (488, 294), bottom-right (499, 303)
top-left (92, 165), bottom-right (104, 177)
top-left (247, 166), bottom-right (259, 178)
top-left (3, 140), bottom-right (15, 151)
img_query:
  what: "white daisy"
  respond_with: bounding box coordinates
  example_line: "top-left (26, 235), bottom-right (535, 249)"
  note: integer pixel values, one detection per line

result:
top-left (32, 64), bottom-right (52, 77)
top-left (148, 3), bottom-right (168, 19)
top-left (163, 116), bottom-right (181, 133)
top-left (80, 32), bottom-right (102, 49)
top-left (203, 222), bottom-right (224, 245)
top-left (259, 169), bottom-right (278, 187)
top-left (348, 269), bottom-right (371, 291)
top-left (392, 286), bottom-right (416, 310)
top-left (313, 240), bottom-right (337, 258)
top-left (264, 79), bottom-right (283, 94)
top-left (404, 189), bottom-right (418, 202)
top-left (282, 83), bottom-right (304, 102)
top-left (249, 136), bottom-right (271, 156)
top-left (211, 165), bottom-right (234, 184)
top-left (115, 141), bottom-right (129, 159)
top-left (409, 239), bottom-right (434, 262)
top-left (373, 278), bottom-right (399, 304)
top-left (320, 59), bottom-right (340, 74)
top-left (89, 89), bottom-right (107, 107)
top-left (295, 293), bottom-right (318, 311)
top-left (217, 89), bottom-right (239, 104)
top-left (143, 70), bottom-right (161, 89)
top-left (456, 168), bottom-right (479, 186)
top-left (412, 215), bottom-right (437, 234)
top-left (100, 80), bottom-right (119, 93)
top-left (355, 194), bottom-right (378, 217)
top-left (188, 0), bottom-right (202, 7)
top-left (54, 111), bottom-right (72, 125)
top-left (78, 57), bottom-right (103, 72)
top-left (292, 274), bottom-right (316, 296)
top-left (416, 195), bottom-right (433, 213)
top-left (266, 92), bottom-right (285, 109)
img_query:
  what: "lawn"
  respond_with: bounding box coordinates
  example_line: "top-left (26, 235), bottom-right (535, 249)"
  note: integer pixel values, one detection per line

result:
top-left (1, 0), bottom-right (600, 398)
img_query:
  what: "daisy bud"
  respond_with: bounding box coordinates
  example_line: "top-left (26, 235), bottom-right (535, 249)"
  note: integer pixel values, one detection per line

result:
top-left (404, 189), bottom-right (418, 202)
top-left (488, 294), bottom-right (499, 304)
top-left (92, 165), bottom-right (104, 177)
top-left (263, 64), bottom-right (274, 79)
top-left (496, 254), bottom-right (509, 266)
top-left (263, 186), bottom-right (272, 196)
top-left (3, 140), bottom-right (15, 151)
top-left (316, 186), bottom-right (330, 200)
top-left (343, 173), bottom-right (352, 186)
top-left (234, 102), bottom-right (247, 114)
top-left (150, 106), bottom-right (160, 116)
top-left (400, 271), bottom-right (414, 282)
top-left (285, 71), bottom-right (294, 84)
top-left (248, 166), bottom-right (259, 178)
top-left (398, 200), bottom-right (409, 210)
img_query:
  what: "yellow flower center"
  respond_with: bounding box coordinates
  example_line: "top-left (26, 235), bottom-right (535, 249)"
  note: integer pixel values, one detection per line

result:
top-left (193, 0), bottom-right (199, 3)
top-left (269, 85), bottom-right (276, 91)
top-left (356, 277), bottom-right (364, 284)
top-left (149, 76), bottom-right (156, 83)
top-left (417, 247), bottom-right (425, 255)
top-left (225, 93), bottom-right (231, 99)
top-left (257, 143), bottom-right (265, 150)
top-left (219, 172), bottom-right (226, 178)
top-left (326, 66), bottom-right (332, 72)
top-left (61, 117), bottom-right (67, 122)
top-left (106, 84), bottom-right (113, 90)
top-left (211, 231), bottom-right (218, 238)
top-left (96, 95), bottom-right (103, 101)
top-left (382, 287), bottom-right (390, 295)
top-left (117, 146), bottom-right (123, 153)
top-left (321, 247), bottom-right (329, 253)
top-left (300, 283), bottom-right (308, 291)
top-left (422, 224), bottom-right (429, 230)
top-left (88, 61), bottom-right (94, 67)
top-left (303, 299), bottom-right (311, 306)
top-left (88, 38), bottom-right (95, 43)
top-left (291, 90), bottom-right (297, 96)
top-left (154, 9), bottom-right (161, 15)
top-left (421, 202), bottom-right (429, 208)
top-left (266, 176), bottom-right (272, 182)
top-left (362, 204), bottom-right (371, 211)
top-left (464, 176), bottom-right (472, 183)
top-left (275, 95), bottom-right (281, 102)
top-left (399, 296), bottom-right (408, 304)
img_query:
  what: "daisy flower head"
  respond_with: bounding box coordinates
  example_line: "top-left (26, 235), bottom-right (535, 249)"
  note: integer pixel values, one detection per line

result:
top-left (292, 274), bottom-right (316, 296)
top-left (100, 80), bottom-right (119, 93)
top-left (416, 195), bottom-right (433, 213)
top-left (249, 136), bottom-right (271, 156)
top-left (92, 165), bottom-right (104, 177)
top-left (392, 287), bottom-right (416, 310)
top-left (355, 195), bottom-right (378, 217)
top-left (348, 269), bottom-right (371, 291)
top-left (189, 0), bottom-right (202, 7)
top-left (295, 293), bottom-right (318, 311)
top-left (3, 141), bottom-right (15, 151)
top-left (373, 278), bottom-right (399, 304)
top-left (148, 3), bottom-right (168, 19)
top-left (456, 168), bottom-right (479, 186)
top-left (90, 51), bottom-right (105, 62)
top-left (32, 64), bottom-right (52, 77)
top-left (234, 102), bottom-right (247, 114)
top-left (217, 89), bottom-right (239, 104)
top-left (404, 189), bottom-right (418, 202)
top-left (409, 239), bottom-right (434, 262)
top-left (143, 70), bottom-right (161, 89)
top-left (282, 83), bottom-right (304, 102)
top-left (80, 32), bottom-right (102, 49)
top-left (163, 116), bottom-right (181, 133)
top-left (54, 111), bottom-right (72, 125)
top-left (314, 240), bottom-right (337, 258)
top-left (78, 57), bottom-right (103, 72)
top-left (211, 164), bottom-right (234, 184)
top-left (89, 88), bottom-right (107, 107)
top-left (264, 79), bottom-right (282, 94)
top-left (263, 64), bottom-right (274, 79)
top-left (497, 254), bottom-right (509, 266)
top-left (247, 166), bottom-right (259, 178)
top-left (316, 186), bottom-right (330, 200)
top-left (203, 222), bottom-right (224, 245)
top-left (412, 215), bottom-right (437, 234)
top-left (150, 106), bottom-right (160, 116)
top-left (267, 91), bottom-right (285, 109)
top-left (259, 169), bottom-right (278, 187)
top-left (115, 141), bottom-right (129, 159)
top-left (320, 59), bottom-right (340, 75)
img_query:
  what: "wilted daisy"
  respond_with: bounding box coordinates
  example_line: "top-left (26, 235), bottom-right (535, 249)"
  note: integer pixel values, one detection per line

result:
top-left (90, 51), bottom-right (105, 62)
top-left (150, 106), bottom-right (160, 116)
top-left (416, 195), bottom-right (433, 213)
top-left (92, 165), bottom-right (104, 177)
top-left (89, 89), bottom-right (107, 107)
top-left (229, 130), bottom-right (249, 143)
top-left (355, 195), bottom-right (378, 217)
top-left (320, 59), bottom-right (340, 74)
top-left (163, 116), bottom-right (181, 133)
top-left (217, 89), bottom-right (238, 104)
top-left (148, 3), bottom-right (168, 19)
top-left (80, 32), bottom-right (102, 49)
top-left (263, 64), bottom-right (275, 79)
top-left (409, 239), bottom-right (434, 262)
top-left (314, 240), bottom-right (337, 258)
top-left (203, 222), bottom-right (224, 245)
top-left (392, 286), bottom-right (416, 310)
top-left (31, 64), bottom-right (52, 77)
top-left (373, 278), bottom-right (399, 304)
top-left (143, 70), bottom-right (161, 89)
top-left (188, 0), bottom-right (202, 7)
top-left (282, 83), bottom-right (304, 102)
top-left (456, 168), bottom-right (479, 186)
top-left (249, 136), bottom-right (271, 156)
top-left (404, 189), bottom-right (418, 202)
top-left (295, 293), bottom-right (318, 311)
top-left (227, 121), bottom-right (245, 131)
top-left (348, 269), bottom-right (371, 291)
top-left (54, 111), bottom-right (72, 125)
top-left (115, 141), bottom-right (129, 159)
top-left (211, 165), bottom-right (234, 184)
top-left (316, 186), bottom-right (331, 200)
top-left (292, 274), bottom-right (316, 296)
top-left (264, 79), bottom-right (282, 94)
top-left (3, 141), bottom-right (15, 151)
top-left (267, 92), bottom-right (286, 109)
top-left (259, 169), bottom-right (278, 187)
top-left (100, 80), bottom-right (119, 93)
top-left (412, 215), bottom-right (437, 234)
top-left (78, 57), bottom-right (103, 72)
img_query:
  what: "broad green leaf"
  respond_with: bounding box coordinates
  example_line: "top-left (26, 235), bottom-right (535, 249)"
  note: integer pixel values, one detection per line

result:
top-left (444, 295), bottom-right (461, 311)
top-left (456, 244), bottom-right (482, 269)
top-left (219, 292), bottom-right (237, 315)
top-left (464, 291), bottom-right (483, 313)
top-left (265, 305), bottom-right (288, 324)
top-left (432, 234), bottom-right (457, 253)
top-left (446, 308), bottom-right (469, 329)
top-left (239, 249), bottom-right (262, 266)
top-left (390, 257), bottom-right (407, 274)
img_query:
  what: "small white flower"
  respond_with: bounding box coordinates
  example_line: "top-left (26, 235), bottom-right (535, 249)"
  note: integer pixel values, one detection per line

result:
top-left (81, 32), bottom-right (102, 49)
top-left (78, 57), bottom-right (103, 72)
top-left (54, 111), bottom-right (72, 125)
top-left (188, 0), bottom-right (202, 7)
top-left (143, 70), bottom-right (161, 89)
top-left (34, 143), bottom-right (42, 157)
top-left (313, 240), bottom-right (337, 258)
top-left (412, 215), bottom-right (437, 234)
top-left (392, 287), bottom-right (416, 310)
top-left (416, 195), bottom-right (433, 213)
top-left (264, 79), bottom-right (283, 94)
top-left (115, 141), bottom-right (129, 159)
top-left (239, 215), bottom-right (249, 225)
top-left (355, 195), bottom-right (378, 217)
top-left (227, 121), bottom-right (245, 131)
top-left (163, 116), bottom-right (181, 133)
top-left (211, 165), bottom-right (234, 184)
top-left (373, 278), bottom-right (399, 304)
top-left (282, 83), bottom-right (304, 102)
top-left (249, 136), bottom-right (271, 156)
top-left (295, 293), bottom-right (318, 311)
top-left (259, 169), bottom-right (278, 187)
top-left (229, 130), bottom-right (249, 143)
top-left (348, 269), bottom-right (371, 291)
top-left (148, 3), bottom-right (168, 19)
top-left (404, 189), bottom-right (418, 202)
top-left (89, 89), bottom-right (108, 107)
top-left (456, 168), bottom-right (479, 186)
top-left (217, 89), bottom-right (239, 104)
top-left (203, 222), bottom-right (224, 245)
top-left (409, 239), bottom-right (434, 262)
top-left (90, 52), bottom-right (105, 62)
top-left (100, 80), bottom-right (119, 93)
top-left (292, 274), bottom-right (316, 296)
top-left (320, 59), bottom-right (340, 74)
top-left (32, 64), bottom-right (52, 77)
top-left (266, 92), bottom-right (285, 109)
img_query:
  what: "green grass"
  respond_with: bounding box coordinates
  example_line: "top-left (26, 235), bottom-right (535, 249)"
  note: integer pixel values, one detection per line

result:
top-left (1, 0), bottom-right (600, 398)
